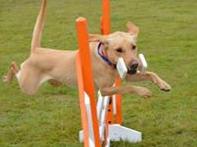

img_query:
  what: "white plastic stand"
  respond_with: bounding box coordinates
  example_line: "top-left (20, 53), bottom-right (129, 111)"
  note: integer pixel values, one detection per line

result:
top-left (108, 124), bottom-right (142, 142)
top-left (79, 92), bottom-right (142, 146)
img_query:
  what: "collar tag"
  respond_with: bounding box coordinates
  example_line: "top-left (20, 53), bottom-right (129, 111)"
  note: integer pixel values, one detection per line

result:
top-left (116, 57), bottom-right (128, 79)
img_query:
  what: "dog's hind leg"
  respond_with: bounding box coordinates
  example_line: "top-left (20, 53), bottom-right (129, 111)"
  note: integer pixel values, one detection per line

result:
top-left (3, 61), bottom-right (19, 83)
top-left (17, 68), bottom-right (43, 95)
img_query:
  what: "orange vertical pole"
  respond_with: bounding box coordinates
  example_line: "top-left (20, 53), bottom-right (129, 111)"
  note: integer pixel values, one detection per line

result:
top-left (101, 0), bottom-right (113, 125)
top-left (76, 55), bottom-right (90, 147)
top-left (101, 0), bottom-right (123, 125)
top-left (114, 78), bottom-right (122, 124)
top-left (76, 17), bottom-right (101, 147)
top-left (101, 0), bottom-right (110, 35)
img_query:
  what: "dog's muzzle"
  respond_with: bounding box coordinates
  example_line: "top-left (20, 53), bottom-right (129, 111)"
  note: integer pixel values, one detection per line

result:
top-left (128, 61), bottom-right (138, 75)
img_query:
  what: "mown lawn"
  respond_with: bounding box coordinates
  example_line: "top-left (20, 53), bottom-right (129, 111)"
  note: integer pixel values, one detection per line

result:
top-left (0, 0), bottom-right (196, 146)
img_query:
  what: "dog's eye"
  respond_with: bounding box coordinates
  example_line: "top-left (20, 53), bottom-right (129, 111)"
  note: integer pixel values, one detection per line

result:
top-left (116, 48), bottom-right (123, 53)
top-left (132, 45), bottom-right (136, 50)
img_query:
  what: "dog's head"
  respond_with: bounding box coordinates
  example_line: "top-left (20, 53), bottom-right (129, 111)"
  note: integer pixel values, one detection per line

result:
top-left (90, 21), bottom-right (140, 74)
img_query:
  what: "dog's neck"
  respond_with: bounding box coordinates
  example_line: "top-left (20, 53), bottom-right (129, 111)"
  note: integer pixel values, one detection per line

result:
top-left (95, 42), bottom-right (116, 69)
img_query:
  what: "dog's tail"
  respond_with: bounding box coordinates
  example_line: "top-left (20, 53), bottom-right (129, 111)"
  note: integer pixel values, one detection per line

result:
top-left (31, 0), bottom-right (47, 53)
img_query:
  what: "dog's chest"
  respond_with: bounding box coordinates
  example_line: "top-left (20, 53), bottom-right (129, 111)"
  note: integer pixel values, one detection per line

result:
top-left (93, 66), bottom-right (116, 89)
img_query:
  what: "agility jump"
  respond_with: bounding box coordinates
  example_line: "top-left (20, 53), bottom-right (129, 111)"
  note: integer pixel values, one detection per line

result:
top-left (76, 0), bottom-right (143, 146)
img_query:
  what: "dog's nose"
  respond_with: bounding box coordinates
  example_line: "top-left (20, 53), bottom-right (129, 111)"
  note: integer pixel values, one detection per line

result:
top-left (128, 60), bottom-right (139, 75)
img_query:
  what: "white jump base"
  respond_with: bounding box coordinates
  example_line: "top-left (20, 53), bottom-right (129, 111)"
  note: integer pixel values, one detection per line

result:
top-left (79, 92), bottom-right (142, 147)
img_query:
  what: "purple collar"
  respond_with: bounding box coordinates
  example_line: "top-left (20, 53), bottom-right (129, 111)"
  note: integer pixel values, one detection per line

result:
top-left (97, 42), bottom-right (116, 68)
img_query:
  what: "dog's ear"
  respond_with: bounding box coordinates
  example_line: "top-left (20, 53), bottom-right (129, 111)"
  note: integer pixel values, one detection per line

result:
top-left (127, 21), bottom-right (139, 37)
top-left (89, 34), bottom-right (102, 42)
top-left (89, 34), bottom-right (109, 46)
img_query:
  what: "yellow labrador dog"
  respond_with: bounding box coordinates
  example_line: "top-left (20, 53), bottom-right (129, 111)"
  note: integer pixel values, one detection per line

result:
top-left (3, 0), bottom-right (171, 97)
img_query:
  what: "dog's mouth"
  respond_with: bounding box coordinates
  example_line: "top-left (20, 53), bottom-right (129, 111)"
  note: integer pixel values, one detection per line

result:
top-left (127, 68), bottom-right (137, 75)
top-left (127, 62), bottom-right (138, 75)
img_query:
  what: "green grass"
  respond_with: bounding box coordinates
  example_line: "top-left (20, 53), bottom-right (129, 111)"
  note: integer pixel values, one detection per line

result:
top-left (0, 0), bottom-right (197, 146)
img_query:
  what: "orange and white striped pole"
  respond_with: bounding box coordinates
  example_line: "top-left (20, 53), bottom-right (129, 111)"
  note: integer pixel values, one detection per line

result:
top-left (76, 17), bottom-right (101, 147)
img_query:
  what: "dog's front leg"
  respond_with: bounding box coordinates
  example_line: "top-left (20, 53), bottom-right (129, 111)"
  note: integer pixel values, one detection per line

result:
top-left (126, 71), bottom-right (171, 91)
top-left (100, 85), bottom-right (152, 98)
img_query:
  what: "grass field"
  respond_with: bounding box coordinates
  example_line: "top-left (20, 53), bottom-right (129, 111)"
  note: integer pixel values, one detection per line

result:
top-left (0, 0), bottom-right (197, 146)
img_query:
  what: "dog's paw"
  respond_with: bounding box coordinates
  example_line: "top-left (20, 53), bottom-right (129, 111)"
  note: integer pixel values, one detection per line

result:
top-left (136, 87), bottom-right (152, 98)
top-left (2, 75), bottom-right (9, 83)
top-left (159, 80), bottom-right (171, 92)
